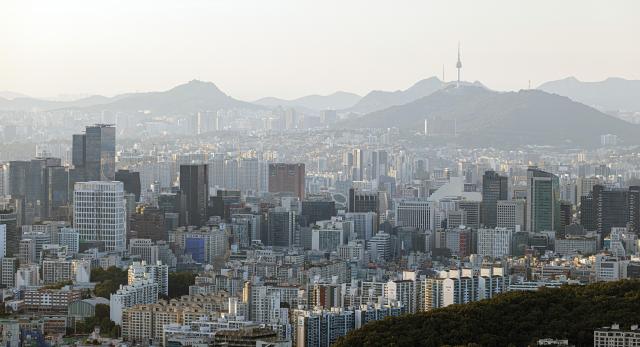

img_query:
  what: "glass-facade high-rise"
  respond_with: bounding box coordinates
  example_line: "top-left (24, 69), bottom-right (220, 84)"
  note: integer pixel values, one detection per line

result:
top-left (72, 124), bottom-right (116, 182)
top-left (481, 170), bottom-right (508, 228)
top-left (526, 168), bottom-right (560, 232)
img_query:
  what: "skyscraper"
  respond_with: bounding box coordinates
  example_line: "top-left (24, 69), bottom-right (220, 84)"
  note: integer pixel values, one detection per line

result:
top-left (72, 124), bottom-right (116, 182)
top-left (0, 210), bottom-right (17, 257)
top-left (579, 185), bottom-right (640, 239)
top-left (73, 181), bottom-right (126, 252)
top-left (352, 149), bottom-right (364, 181)
top-left (43, 164), bottom-right (69, 220)
top-left (266, 208), bottom-right (296, 248)
top-left (526, 168), bottom-right (560, 232)
top-left (481, 171), bottom-right (508, 228)
top-left (179, 164), bottom-right (209, 227)
top-left (115, 169), bottom-right (141, 202)
top-left (348, 188), bottom-right (379, 214)
top-left (268, 163), bottom-right (305, 199)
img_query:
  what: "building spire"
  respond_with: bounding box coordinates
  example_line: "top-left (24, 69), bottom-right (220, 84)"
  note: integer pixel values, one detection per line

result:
top-left (456, 42), bottom-right (462, 87)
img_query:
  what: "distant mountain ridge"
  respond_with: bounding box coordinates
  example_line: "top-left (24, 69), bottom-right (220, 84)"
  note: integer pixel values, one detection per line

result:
top-left (341, 85), bottom-right (640, 146)
top-left (0, 91), bottom-right (30, 100)
top-left (254, 91), bottom-right (361, 111)
top-left (0, 94), bottom-right (118, 111)
top-left (0, 80), bottom-right (261, 113)
top-left (79, 80), bottom-right (261, 113)
top-left (346, 77), bottom-right (486, 114)
top-left (538, 76), bottom-right (640, 112)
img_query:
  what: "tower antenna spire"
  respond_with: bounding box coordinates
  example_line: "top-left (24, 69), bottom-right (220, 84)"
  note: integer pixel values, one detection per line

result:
top-left (456, 42), bottom-right (462, 87)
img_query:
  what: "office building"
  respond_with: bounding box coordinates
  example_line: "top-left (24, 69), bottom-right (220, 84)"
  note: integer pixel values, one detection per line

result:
top-left (481, 171), bottom-right (508, 228)
top-left (580, 185), bottom-right (640, 240)
top-left (129, 238), bottom-right (160, 265)
top-left (477, 228), bottom-right (512, 259)
top-left (526, 168), bottom-right (560, 232)
top-left (73, 181), bottom-right (127, 252)
top-left (0, 225), bottom-right (5, 258)
top-left (18, 239), bottom-right (36, 265)
top-left (456, 201), bottom-right (481, 229)
top-left (268, 163), bottom-right (305, 199)
top-left (395, 199), bottom-right (435, 231)
top-left (59, 227), bottom-right (80, 255)
top-left (348, 188), bottom-right (379, 216)
top-left (344, 212), bottom-right (377, 241)
top-left (115, 169), bottom-right (142, 201)
top-left (301, 199), bottom-right (336, 227)
top-left (72, 124), bottom-right (116, 181)
top-left (267, 209), bottom-right (296, 248)
top-left (131, 205), bottom-right (166, 241)
top-left (0, 209), bottom-right (18, 257)
top-left (179, 164), bottom-right (209, 227)
top-left (496, 199), bottom-right (526, 231)
top-left (1, 258), bottom-right (18, 287)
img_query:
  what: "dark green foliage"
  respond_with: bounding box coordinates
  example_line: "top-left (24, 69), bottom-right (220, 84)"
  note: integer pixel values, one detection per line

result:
top-left (168, 271), bottom-right (197, 298)
top-left (334, 280), bottom-right (640, 347)
top-left (91, 266), bottom-right (128, 299)
top-left (43, 280), bottom-right (73, 289)
top-left (72, 304), bottom-right (119, 337)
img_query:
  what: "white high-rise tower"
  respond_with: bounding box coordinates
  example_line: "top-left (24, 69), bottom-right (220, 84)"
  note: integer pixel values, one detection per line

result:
top-left (73, 181), bottom-right (126, 252)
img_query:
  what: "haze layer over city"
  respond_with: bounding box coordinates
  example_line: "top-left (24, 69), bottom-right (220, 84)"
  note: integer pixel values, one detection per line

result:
top-left (1, 1), bottom-right (640, 347)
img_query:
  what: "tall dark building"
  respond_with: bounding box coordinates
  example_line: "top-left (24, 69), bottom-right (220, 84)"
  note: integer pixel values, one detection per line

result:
top-left (301, 199), bottom-right (336, 226)
top-left (579, 185), bottom-right (640, 240)
top-left (559, 201), bottom-right (573, 237)
top-left (526, 168), bottom-right (560, 232)
top-left (579, 195), bottom-right (596, 231)
top-left (209, 190), bottom-right (242, 220)
top-left (481, 170), bottom-right (508, 228)
top-left (43, 165), bottom-right (69, 220)
top-left (10, 158), bottom-right (63, 220)
top-left (0, 209), bottom-right (18, 257)
top-left (456, 200), bottom-right (481, 229)
top-left (266, 209), bottom-right (296, 247)
top-left (348, 188), bottom-right (379, 214)
top-left (179, 164), bottom-right (209, 227)
top-left (130, 205), bottom-right (166, 241)
top-left (72, 124), bottom-right (116, 181)
top-left (115, 169), bottom-right (141, 201)
top-left (268, 163), bottom-right (305, 199)
top-left (8, 161), bottom-right (29, 198)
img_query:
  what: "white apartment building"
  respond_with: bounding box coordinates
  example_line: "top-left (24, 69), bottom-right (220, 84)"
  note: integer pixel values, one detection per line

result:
top-left (128, 260), bottom-right (169, 296)
top-left (594, 324), bottom-right (640, 347)
top-left (110, 279), bottom-right (159, 325)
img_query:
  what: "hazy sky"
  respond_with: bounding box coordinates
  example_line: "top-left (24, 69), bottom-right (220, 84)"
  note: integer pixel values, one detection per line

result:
top-left (1, 0), bottom-right (639, 100)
